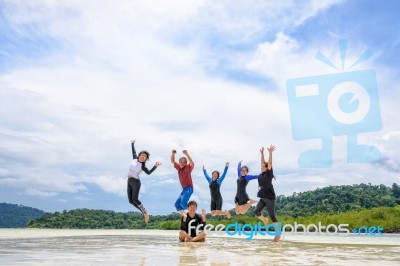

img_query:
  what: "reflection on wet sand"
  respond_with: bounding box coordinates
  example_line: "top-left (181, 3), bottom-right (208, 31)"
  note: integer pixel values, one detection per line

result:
top-left (178, 242), bottom-right (203, 265)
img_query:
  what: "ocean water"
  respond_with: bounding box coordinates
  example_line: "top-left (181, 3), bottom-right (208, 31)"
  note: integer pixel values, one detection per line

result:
top-left (0, 229), bottom-right (399, 265)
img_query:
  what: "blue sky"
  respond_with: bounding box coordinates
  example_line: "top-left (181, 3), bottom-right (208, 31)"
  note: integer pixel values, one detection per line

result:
top-left (1, 0), bottom-right (399, 215)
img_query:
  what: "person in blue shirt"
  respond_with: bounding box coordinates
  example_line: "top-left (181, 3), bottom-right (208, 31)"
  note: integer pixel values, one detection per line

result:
top-left (203, 162), bottom-right (231, 218)
top-left (234, 160), bottom-right (258, 215)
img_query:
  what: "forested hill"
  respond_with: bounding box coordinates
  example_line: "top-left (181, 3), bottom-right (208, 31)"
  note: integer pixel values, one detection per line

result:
top-left (0, 203), bottom-right (45, 228)
top-left (276, 183), bottom-right (400, 217)
top-left (26, 183), bottom-right (400, 230)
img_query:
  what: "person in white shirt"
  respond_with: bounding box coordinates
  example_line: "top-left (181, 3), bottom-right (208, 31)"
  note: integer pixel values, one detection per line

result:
top-left (127, 139), bottom-right (161, 223)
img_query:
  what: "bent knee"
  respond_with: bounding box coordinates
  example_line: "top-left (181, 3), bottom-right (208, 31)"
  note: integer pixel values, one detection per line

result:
top-left (254, 211), bottom-right (261, 216)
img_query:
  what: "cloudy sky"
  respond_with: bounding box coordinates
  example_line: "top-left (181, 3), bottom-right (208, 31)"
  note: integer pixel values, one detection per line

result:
top-left (1, 0), bottom-right (399, 215)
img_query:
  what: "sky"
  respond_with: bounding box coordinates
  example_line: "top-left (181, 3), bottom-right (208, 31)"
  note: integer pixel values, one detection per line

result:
top-left (0, 0), bottom-right (399, 215)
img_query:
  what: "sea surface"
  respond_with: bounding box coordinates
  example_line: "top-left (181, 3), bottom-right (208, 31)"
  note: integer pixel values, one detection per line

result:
top-left (0, 229), bottom-right (399, 265)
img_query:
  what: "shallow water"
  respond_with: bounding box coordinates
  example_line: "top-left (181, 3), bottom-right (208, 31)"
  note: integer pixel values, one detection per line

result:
top-left (0, 229), bottom-right (399, 265)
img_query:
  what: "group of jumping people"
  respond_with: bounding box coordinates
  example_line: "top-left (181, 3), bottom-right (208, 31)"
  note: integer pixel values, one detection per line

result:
top-left (126, 139), bottom-right (280, 242)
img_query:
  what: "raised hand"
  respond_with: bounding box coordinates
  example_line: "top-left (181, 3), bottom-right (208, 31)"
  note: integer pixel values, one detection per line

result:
top-left (155, 162), bottom-right (162, 167)
top-left (267, 145), bottom-right (276, 153)
top-left (226, 162), bottom-right (230, 167)
top-left (201, 208), bottom-right (206, 219)
top-left (131, 139), bottom-right (136, 144)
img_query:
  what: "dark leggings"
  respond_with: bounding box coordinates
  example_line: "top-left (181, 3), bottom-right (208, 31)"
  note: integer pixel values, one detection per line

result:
top-left (211, 197), bottom-right (223, 211)
top-left (254, 198), bottom-right (278, 223)
top-left (127, 178), bottom-right (145, 213)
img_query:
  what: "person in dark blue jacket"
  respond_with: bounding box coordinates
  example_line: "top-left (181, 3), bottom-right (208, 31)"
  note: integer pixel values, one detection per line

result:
top-left (203, 162), bottom-right (231, 218)
top-left (234, 160), bottom-right (258, 215)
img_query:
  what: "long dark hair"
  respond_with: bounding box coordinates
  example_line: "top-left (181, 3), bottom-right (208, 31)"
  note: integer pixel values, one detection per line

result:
top-left (138, 150), bottom-right (150, 161)
top-left (263, 162), bottom-right (276, 180)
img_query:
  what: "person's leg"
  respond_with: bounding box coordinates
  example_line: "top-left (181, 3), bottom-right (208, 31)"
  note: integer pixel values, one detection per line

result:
top-left (130, 179), bottom-right (142, 206)
top-left (180, 187), bottom-right (193, 210)
top-left (128, 179), bottom-right (143, 210)
top-left (234, 198), bottom-right (240, 215)
top-left (265, 198), bottom-right (280, 242)
top-left (234, 204), bottom-right (239, 214)
top-left (235, 197), bottom-right (249, 214)
top-left (210, 199), bottom-right (217, 216)
top-left (184, 232), bottom-right (206, 242)
top-left (218, 198), bottom-right (231, 218)
top-left (179, 230), bottom-right (189, 242)
top-left (265, 198), bottom-right (278, 223)
top-left (192, 231), bottom-right (206, 242)
top-left (239, 199), bottom-right (257, 215)
top-left (254, 199), bottom-right (268, 225)
top-left (175, 191), bottom-right (187, 218)
top-left (212, 198), bottom-right (231, 218)
top-left (127, 179), bottom-right (135, 205)
top-left (224, 210), bottom-right (232, 218)
top-left (175, 192), bottom-right (183, 211)
top-left (128, 178), bottom-right (149, 222)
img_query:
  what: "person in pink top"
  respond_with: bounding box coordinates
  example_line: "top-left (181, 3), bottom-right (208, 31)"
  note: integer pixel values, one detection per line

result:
top-left (171, 149), bottom-right (194, 218)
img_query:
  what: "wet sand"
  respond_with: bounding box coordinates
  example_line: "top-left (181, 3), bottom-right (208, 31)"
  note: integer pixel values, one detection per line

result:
top-left (0, 229), bottom-right (399, 265)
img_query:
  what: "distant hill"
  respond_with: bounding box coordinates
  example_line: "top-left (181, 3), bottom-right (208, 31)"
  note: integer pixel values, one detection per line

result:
top-left (0, 203), bottom-right (45, 228)
top-left (275, 183), bottom-right (400, 217)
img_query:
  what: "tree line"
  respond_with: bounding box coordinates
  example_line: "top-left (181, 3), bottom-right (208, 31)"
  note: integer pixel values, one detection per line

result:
top-left (24, 183), bottom-right (400, 231)
top-left (276, 183), bottom-right (400, 217)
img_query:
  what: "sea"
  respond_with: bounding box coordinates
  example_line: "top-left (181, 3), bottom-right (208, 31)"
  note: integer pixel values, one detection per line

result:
top-left (0, 229), bottom-right (399, 265)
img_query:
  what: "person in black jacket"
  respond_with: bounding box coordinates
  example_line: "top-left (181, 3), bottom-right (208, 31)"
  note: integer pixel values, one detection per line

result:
top-left (254, 145), bottom-right (281, 242)
top-left (179, 201), bottom-right (206, 242)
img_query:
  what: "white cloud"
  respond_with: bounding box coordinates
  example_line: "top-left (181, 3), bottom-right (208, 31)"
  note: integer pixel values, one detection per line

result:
top-left (25, 188), bottom-right (58, 197)
top-left (1, 0), bottom-right (399, 214)
top-left (81, 175), bottom-right (126, 197)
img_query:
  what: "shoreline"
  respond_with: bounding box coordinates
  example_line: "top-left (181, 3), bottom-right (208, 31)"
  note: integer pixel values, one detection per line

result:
top-left (1, 228), bottom-right (399, 246)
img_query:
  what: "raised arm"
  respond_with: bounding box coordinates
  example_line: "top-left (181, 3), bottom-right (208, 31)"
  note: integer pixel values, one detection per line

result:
top-left (131, 139), bottom-right (137, 159)
top-left (170, 149), bottom-right (176, 164)
top-left (217, 162), bottom-right (229, 185)
top-left (203, 165), bottom-right (212, 184)
top-left (237, 161), bottom-right (242, 177)
top-left (183, 150), bottom-right (194, 167)
top-left (260, 147), bottom-right (265, 167)
top-left (201, 209), bottom-right (206, 223)
top-left (267, 145), bottom-right (276, 170)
